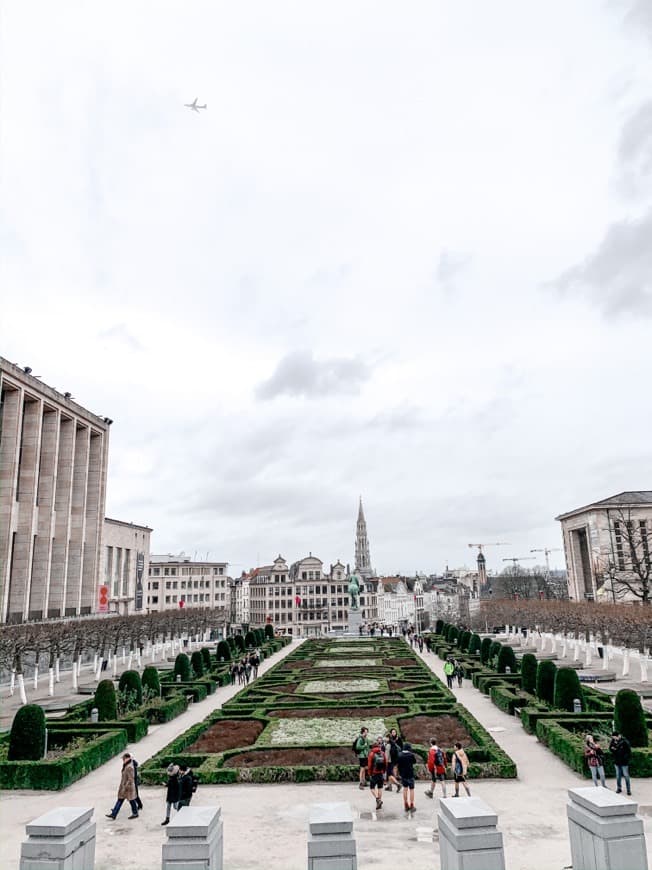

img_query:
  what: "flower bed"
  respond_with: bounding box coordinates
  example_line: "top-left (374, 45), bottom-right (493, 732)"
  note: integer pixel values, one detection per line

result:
top-left (267, 716), bottom-right (386, 745)
top-left (300, 678), bottom-right (381, 694)
top-left (315, 659), bottom-right (379, 668)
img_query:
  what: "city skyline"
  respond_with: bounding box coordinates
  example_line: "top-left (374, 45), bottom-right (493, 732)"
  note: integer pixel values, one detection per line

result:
top-left (1, 2), bottom-right (650, 575)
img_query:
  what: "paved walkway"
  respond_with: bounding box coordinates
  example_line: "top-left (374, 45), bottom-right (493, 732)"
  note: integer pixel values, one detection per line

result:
top-left (2, 638), bottom-right (650, 870)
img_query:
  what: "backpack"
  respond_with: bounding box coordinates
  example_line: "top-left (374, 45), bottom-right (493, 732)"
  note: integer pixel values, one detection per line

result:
top-left (132, 759), bottom-right (140, 787)
top-left (454, 755), bottom-right (463, 776)
top-left (435, 749), bottom-right (446, 770)
top-left (372, 751), bottom-right (385, 772)
top-left (352, 737), bottom-right (360, 755)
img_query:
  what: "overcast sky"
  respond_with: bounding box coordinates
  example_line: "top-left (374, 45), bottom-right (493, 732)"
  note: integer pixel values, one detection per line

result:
top-left (1, 1), bottom-right (651, 577)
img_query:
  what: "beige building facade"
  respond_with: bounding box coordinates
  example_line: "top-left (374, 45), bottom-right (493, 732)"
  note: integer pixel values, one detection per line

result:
top-left (146, 554), bottom-right (229, 612)
top-left (100, 518), bottom-right (152, 615)
top-left (556, 491), bottom-right (652, 602)
top-left (0, 357), bottom-right (110, 623)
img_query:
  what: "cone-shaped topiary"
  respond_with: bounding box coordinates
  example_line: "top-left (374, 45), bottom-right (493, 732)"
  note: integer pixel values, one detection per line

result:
top-left (264, 623), bottom-right (274, 640)
top-left (614, 689), bottom-right (649, 747)
top-left (200, 647), bottom-right (211, 671)
top-left (553, 667), bottom-right (583, 712)
top-left (118, 669), bottom-right (143, 705)
top-left (174, 653), bottom-right (191, 680)
top-left (95, 678), bottom-right (118, 720)
top-left (244, 630), bottom-right (256, 648)
top-left (256, 628), bottom-right (265, 645)
top-left (234, 634), bottom-right (245, 653)
top-left (142, 666), bottom-right (161, 698)
top-left (8, 704), bottom-right (46, 761)
top-left (469, 634), bottom-right (482, 655)
top-left (536, 659), bottom-right (557, 704)
top-left (480, 637), bottom-right (492, 665)
top-left (216, 640), bottom-right (231, 662)
top-left (497, 645), bottom-right (517, 674)
top-left (448, 626), bottom-right (459, 645)
top-left (190, 650), bottom-right (204, 677)
top-left (459, 631), bottom-right (471, 652)
top-left (226, 636), bottom-right (236, 650)
top-left (435, 619), bottom-right (444, 635)
top-left (521, 653), bottom-right (538, 694)
top-left (489, 641), bottom-right (502, 668)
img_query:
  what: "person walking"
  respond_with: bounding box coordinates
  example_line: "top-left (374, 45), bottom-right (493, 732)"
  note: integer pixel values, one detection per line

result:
top-left (354, 727), bottom-right (371, 789)
top-left (443, 659), bottom-right (455, 689)
top-left (451, 742), bottom-right (471, 797)
top-left (454, 660), bottom-right (464, 688)
top-left (585, 735), bottom-right (607, 788)
top-left (397, 742), bottom-right (418, 814)
top-left (367, 737), bottom-right (387, 811)
top-left (609, 731), bottom-right (632, 795)
top-left (178, 764), bottom-right (195, 808)
top-left (106, 753), bottom-right (140, 820)
top-left (384, 730), bottom-right (402, 792)
top-left (425, 739), bottom-right (447, 798)
top-left (161, 764), bottom-right (180, 825)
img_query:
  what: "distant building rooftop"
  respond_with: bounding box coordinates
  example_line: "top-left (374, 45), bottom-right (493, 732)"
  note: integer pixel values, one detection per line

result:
top-left (556, 491), bottom-right (652, 521)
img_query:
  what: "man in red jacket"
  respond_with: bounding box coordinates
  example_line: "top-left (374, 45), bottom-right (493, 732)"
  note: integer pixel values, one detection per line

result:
top-left (367, 737), bottom-right (387, 811)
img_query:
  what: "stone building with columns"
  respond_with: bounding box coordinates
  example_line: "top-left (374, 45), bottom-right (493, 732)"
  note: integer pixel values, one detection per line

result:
top-left (101, 518), bottom-right (152, 616)
top-left (0, 357), bottom-right (111, 623)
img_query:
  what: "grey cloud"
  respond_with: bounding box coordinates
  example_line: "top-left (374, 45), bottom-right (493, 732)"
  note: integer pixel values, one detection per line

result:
top-left (622, 0), bottom-right (652, 43)
top-left (550, 211), bottom-right (652, 315)
top-left (617, 102), bottom-right (652, 194)
top-left (256, 350), bottom-right (370, 400)
top-left (99, 323), bottom-right (144, 352)
top-left (436, 250), bottom-right (472, 284)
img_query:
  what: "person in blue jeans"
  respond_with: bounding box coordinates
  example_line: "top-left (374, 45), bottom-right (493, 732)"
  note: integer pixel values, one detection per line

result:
top-left (609, 732), bottom-right (632, 796)
top-left (106, 753), bottom-right (139, 820)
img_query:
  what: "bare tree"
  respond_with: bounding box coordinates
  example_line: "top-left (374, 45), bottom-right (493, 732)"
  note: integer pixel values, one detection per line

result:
top-left (608, 508), bottom-right (652, 605)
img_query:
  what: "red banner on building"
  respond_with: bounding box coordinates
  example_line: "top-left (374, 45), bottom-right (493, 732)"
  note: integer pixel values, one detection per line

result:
top-left (98, 585), bottom-right (109, 613)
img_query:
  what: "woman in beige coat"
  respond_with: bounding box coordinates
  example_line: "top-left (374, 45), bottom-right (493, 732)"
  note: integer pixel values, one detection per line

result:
top-left (451, 742), bottom-right (471, 797)
top-left (106, 753), bottom-right (140, 819)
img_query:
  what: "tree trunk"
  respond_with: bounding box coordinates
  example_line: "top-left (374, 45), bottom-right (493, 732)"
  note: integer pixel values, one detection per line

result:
top-left (18, 673), bottom-right (27, 705)
top-left (55, 657), bottom-right (60, 682)
top-left (622, 648), bottom-right (630, 677)
top-left (48, 667), bottom-right (55, 696)
top-left (9, 669), bottom-right (16, 696)
top-left (33, 665), bottom-right (39, 691)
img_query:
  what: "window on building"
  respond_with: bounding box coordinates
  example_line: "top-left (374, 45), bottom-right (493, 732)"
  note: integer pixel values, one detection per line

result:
top-left (151, 596), bottom-right (158, 604)
top-left (151, 581), bottom-right (159, 590)
top-left (153, 567), bottom-right (160, 576)
top-left (165, 595), bottom-right (171, 603)
top-left (171, 568), bottom-right (177, 576)
top-left (172, 595), bottom-right (177, 603)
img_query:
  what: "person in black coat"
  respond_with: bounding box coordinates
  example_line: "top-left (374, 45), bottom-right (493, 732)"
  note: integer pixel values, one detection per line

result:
top-left (161, 764), bottom-right (180, 825)
top-left (178, 765), bottom-right (194, 808)
top-left (609, 732), bottom-right (632, 796)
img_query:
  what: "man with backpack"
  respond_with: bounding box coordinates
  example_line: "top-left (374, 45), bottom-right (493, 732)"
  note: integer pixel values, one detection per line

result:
top-left (444, 659), bottom-right (455, 689)
top-left (424, 739), bottom-right (447, 798)
top-left (384, 730), bottom-right (402, 792)
top-left (367, 737), bottom-right (387, 810)
top-left (353, 726), bottom-right (371, 789)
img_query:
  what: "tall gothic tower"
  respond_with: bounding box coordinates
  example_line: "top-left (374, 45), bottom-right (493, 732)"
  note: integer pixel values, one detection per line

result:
top-left (354, 498), bottom-right (374, 578)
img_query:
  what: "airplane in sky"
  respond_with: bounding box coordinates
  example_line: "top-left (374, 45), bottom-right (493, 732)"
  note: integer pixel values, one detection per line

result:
top-left (184, 98), bottom-right (207, 113)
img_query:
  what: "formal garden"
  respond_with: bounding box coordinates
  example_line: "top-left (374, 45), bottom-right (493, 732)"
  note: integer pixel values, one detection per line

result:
top-left (139, 636), bottom-right (517, 785)
top-left (429, 617), bottom-right (652, 779)
top-left (0, 626), bottom-right (289, 790)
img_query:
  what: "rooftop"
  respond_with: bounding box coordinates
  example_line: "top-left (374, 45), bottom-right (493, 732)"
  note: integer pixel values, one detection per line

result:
top-left (556, 491), bottom-right (652, 521)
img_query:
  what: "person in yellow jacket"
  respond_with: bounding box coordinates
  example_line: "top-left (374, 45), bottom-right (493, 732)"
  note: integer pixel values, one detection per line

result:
top-left (443, 659), bottom-right (455, 689)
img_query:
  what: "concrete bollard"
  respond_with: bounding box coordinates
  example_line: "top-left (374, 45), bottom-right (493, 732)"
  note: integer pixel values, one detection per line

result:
top-left (573, 698), bottom-right (582, 713)
top-left (20, 807), bottom-right (96, 870)
top-left (437, 796), bottom-right (505, 870)
top-left (567, 788), bottom-right (648, 870)
top-left (162, 806), bottom-right (223, 870)
top-left (307, 802), bottom-right (357, 870)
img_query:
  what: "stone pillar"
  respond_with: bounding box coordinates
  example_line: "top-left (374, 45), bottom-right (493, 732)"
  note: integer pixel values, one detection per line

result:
top-left (437, 796), bottom-right (505, 870)
top-left (307, 802), bottom-right (357, 870)
top-left (347, 609), bottom-right (363, 637)
top-left (49, 416), bottom-right (74, 618)
top-left (162, 805), bottom-right (223, 870)
top-left (11, 396), bottom-right (42, 621)
top-left (65, 425), bottom-right (89, 616)
top-left (567, 787), bottom-right (648, 870)
top-left (80, 430), bottom-right (104, 614)
top-left (0, 385), bottom-right (22, 623)
top-left (29, 407), bottom-right (59, 620)
top-left (20, 806), bottom-right (96, 870)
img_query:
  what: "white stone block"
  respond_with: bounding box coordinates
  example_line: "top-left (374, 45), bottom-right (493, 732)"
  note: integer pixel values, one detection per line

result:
top-left (308, 803), bottom-right (357, 870)
top-left (437, 797), bottom-right (505, 870)
top-left (162, 806), bottom-right (223, 870)
top-left (20, 807), bottom-right (96, 870)
top-left (567, 787), bottom-right (648, 870)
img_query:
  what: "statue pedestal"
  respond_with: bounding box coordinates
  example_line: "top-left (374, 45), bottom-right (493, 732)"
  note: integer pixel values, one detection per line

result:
top-left (347, 609), bottom-right (363, 636)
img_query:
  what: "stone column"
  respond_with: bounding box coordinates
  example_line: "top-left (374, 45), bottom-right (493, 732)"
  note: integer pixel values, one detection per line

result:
top-left (11, 396), bottom-right (42, 621)
top-left (437, 796), bottom-right (505, 870)
top-left (65, 424), bottom-right (89, 616)
top-left (80, 430), bottom-right (104, 614)
top-left (29, 407), bottom-right (59, 620)
top-left (567, 787), bottom-right (648, 870)
top-left (162, 805), bottom-right (223, 870)
top-left (0, 386), bottom-right (22, 622)
top-left (20, 806), bottom-right (96, 870)
top-left (49, 415), bottom-right (74, 618)
top-left (307, 802), bottom-right (357, 870)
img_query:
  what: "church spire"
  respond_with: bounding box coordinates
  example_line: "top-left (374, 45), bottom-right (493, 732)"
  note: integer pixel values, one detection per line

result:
top-left (354, 497), bottom-right (373, 578)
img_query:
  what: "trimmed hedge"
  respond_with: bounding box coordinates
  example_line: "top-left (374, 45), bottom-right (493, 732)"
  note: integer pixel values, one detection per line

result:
top-left (9, 705), bottom-right (46, 761)
top-left (520, 653), bottom-right (537, 695)
top-left (535, 660), bottom-right (556, 705)
top-left (191, 651), bottom-right (205, 678)
top-left (480, 637), bottom-right (492, 665)
top-left (0, 729), bottom-right (127, 790)
top-left (201, 647), bottom-right (212, 671)
top-left (118, 670), bottom-right (143, 705)
top-left (553, 667), bottom-right (584, 712)
top-left (264, 624), bottom-right (274, 639)
top-left (49, 716), bottom-right (148, 742)
top-left (216, 640), bottom-right (231, 662)
top-left (496, 646), bottom-right (517, 674)
top-left (468, 634), bottom-right (481, 655)
top-left (488, 641), bottom-right (502, 667)
top-left (234, 635), bottom-right (245, 653)
top-left (142, 666), bottom-right (161, 698)
top-left (174, 653), bottom-right (191, 680)
top-left (614, 689), bottom-right (649, 747)
top-left (95, 679), bottom-right (117, 721)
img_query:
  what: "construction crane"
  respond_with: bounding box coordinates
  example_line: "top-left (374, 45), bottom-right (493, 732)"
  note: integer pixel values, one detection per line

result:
top-left (468, 542), bottom-right (510, 553)
top-left (530, 547), bottom-right (561, 580)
